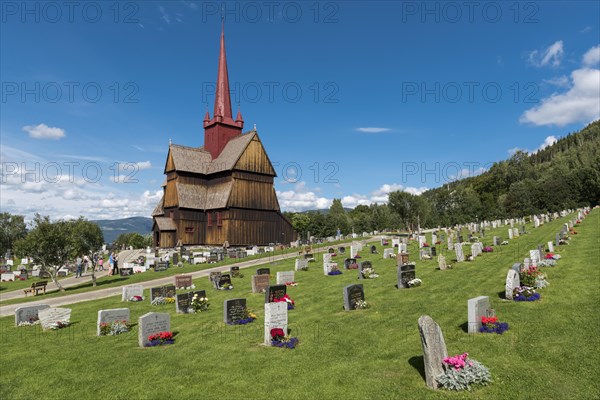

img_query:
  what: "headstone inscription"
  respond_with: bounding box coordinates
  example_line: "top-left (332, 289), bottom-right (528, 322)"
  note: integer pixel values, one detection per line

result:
top-left (397, 263), bottom-right (416, 289)
top-left (224, 298), bottom-right (247, 324)
top-left (265, 284), bottom-right (287, 303)
top-left (138, 312), bottom-right (170, 347)
top-left (252, 274), bottom-right (270, 293)
top-left (15, 304), bottom-right (50, 326)
top-left (264, 302), bottom-right (288, 345)
top-left (343, 284), bottom-right (365, 311)
top-left (97, 308), bottom-right (130, 336)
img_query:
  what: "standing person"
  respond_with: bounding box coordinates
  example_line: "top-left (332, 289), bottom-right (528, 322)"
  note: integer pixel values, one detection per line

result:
top-left (83, 255), bottom-right (89, 274)
top-left (108, 252), bottom-right (114, 276)
top-left (98, 257), bottom-right (104, 271)
top-left (113, 253), bottom-right (119, 275)
top-left (75, 256), bottom-right (83, 278)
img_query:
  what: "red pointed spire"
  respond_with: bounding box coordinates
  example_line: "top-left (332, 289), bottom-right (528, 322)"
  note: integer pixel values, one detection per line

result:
top-left (214, 22), bottom-right (232, 119)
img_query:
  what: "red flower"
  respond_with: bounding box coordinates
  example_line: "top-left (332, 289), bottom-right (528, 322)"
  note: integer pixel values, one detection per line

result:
top-left (271, 328), bottom-right (285, 339)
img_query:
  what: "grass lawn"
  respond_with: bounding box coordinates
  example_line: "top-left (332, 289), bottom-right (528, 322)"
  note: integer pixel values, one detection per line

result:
top-left (0, 238), bottom-right (353, 306)
top-left (1, 210), bottom-right (598, 399)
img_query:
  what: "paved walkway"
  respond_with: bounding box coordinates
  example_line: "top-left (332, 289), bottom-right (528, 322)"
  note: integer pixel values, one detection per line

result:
top-left (0, 239), bottom-right (378, 317)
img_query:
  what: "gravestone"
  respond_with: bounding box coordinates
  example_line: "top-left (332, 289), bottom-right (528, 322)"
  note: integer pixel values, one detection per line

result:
top-left (529, 250), bottom-right (541, 266)
top-left (122, 285), bottom-right (144, 301)
top-left (256, 268), bottom-right (270, 276)
top-left (138, 312), bottom-right (170, 347)
top-left (458, 234), bottom-right (464, 243)
top-left (397, 263), bottom-right (416, 289)
top-left (217, 274), bottom-right (232, 289)
top-left (417, 315), bottom-right (448, 389)
top-left (505, 269), bottom-right (520, 300)
top-left (209, 272), bottom-right (222, 288)
top-left (358, 261), bottom-right (373, 279)
top-left (323, 253), bottom-right (332, 264)
top-left (294, 258), bottom-right (308, 271)
top-left (520, 225), bottom-right (526, 234)
top-left (276, 271), bottom-right (295, 285)
top-left (175, 274), bottom-right (192, 289)
top-left (437, 254), bottom-right (448, 270)
top-left (230, 266), bottom-right (241, 277)
top-left (252, 274), bottom-right (270, 293)
top-left (471, 243), bottom-right (480, 258)
top-left (344, 258), bottom-right (358, 269)
top-left (265, 284), bottom-right (287, 303)
top-left (370, 245), bottom-right (377, 254)
top-left (343, 284), bottom-right (365, 311)
top-left (328, 247), bottom-right (335, 254)
top-left (172, 253), bottom-right (179, 265)
top-left (508, 229), bottom-right (514, 240)
top-left (431, 247), bottom-right (437, 257)
top-left (323, 262), bottom-right (339, 275)
top-left (38, 307), bottom-right (71, 330)
top-left (537, 244), bottom-right (545, 257)
top-left (304, 253), bottom-right (314, 260)
top-left (467, 296), bottom-right (491, 334)
top-left (447, 237), bottom-right (453, 250)
top-left (511, 263), bottom-right (522, 273)
top-left (397, 253), bottom-right (409, 266)
top-left (264, 302), bottom-right (288, 345)
top-left (548, 241), bottom-right (554, 253)
top-left (454, 243), bottom-right (464, 262)
top-left (513, 227), bottom-right (519, 238)
top-left (175, 290), bottom-right (206, 313)
top-left (224, 298), bottom-right (247, 324)
top-left (555, 233), bottom-right (560, 247)
top-left (383, 248), bottom-right (394, 259)
top-left (493, 236), bottom-right (500, 246)
top-left (97, 308), bottom-right (130, 336)
top-left (338, 246), bottom-right (346, 254)
top-left (150, 285), bottom-right (176, 302)
top-left (14, 304), bottom-right (50, 326)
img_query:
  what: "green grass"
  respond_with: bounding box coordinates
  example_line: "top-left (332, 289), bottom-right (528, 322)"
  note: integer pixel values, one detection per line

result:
top-left (0, 239), bottom-right (351, 306)
top-left (1, 210), bottom-right (598, 399)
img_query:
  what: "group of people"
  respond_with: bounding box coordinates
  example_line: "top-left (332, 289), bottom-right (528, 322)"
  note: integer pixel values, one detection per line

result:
top-left (73, 252), bottom-right (119, 278)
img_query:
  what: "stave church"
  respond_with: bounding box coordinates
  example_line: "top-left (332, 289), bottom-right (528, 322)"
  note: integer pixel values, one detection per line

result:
top-left (152, 25), bottom-right (296, 247)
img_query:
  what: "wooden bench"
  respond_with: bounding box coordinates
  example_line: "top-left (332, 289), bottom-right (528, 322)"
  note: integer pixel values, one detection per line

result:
top-left (23, 281), bottom-right (48, 296)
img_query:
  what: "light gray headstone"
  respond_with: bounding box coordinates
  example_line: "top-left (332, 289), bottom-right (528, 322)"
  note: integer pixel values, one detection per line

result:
top-left (138, 312), bottom-right (170, 347)
top-left (467, 296), bottom-right (491, 334)
top-left (548, 241), bottom-right (554, 253)
top-left (417, 315), bottom-right (448, 389)
top-left (454, 243), bottom-right (464, 263)
top-left (122, 285), bottom-right (144, 301)
top-left (97, 308), bottom-right (130, 336)
top-left (529, 250), bottom-right (541, 266)
top-left (38, 307), bottom-right (71, 330)
top-left (276, 271), bottom-right (295, 285)
top-left (15, 304), bottom-right (50, 326)
top-left (508, 229), bottom-right (514, 239)
top-left (322, 253), bottom-right (332, 264)
top-left (294, 258), bottom-right (308, 271)
top-left (383, 248), bottom-right (394, 259)
top-left (505, 269), bottom-right (520, 300)
top-left (437, 255), bottom-right (447, 270)
top-left (264, 302), bottom-right (288, 345)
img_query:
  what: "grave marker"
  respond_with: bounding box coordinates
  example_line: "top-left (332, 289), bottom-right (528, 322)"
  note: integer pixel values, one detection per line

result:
top-left (294, 258), bottom-right (308, 271)
top-left (417, 315), bottom-right (448, 389)
top-left (138, 312), bottom-right (170, 347)
top-left (343, 284), bottom-right (365, 311)
top-left (252, 274), bottom-right (270, 293)
top-left (265, 284), bottom-right (287, 303)
top-left (505, 269), bottom-right (520, 300)
top-left (38, 307), bottom-right (71, 331)
top-left (150, 285), bottom-right (176, 302)
top-left (175, 274), bottom-right (192, 289)
top-left (454, 243), bottom-right (464, 262)
top-left (224, 298), bottom-right (247, 324)
top-left (176, 290), bottom-right (206, 313)
top-left (397, 263), bottom-right (416, 289)
top-left (14, 304), bottom-right (50, 326)
top-left (97, 308), bottom-right (130, 336)
top-left (467, 296), bottom-right (491, 334)
top-left (121, 285), bottom-right (144, 301)
top-left (264, 302), bottom-right (288, 345)
top-left (256, 268), bottom-right (270, 276)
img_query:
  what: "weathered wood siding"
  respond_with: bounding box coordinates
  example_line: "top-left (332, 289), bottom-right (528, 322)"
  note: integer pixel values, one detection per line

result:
top-left (234, 136), bottom-right (276, 176)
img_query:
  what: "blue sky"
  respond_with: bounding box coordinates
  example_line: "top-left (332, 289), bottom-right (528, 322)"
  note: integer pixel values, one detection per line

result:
top-left (1, 1), bottom-right (599, 220)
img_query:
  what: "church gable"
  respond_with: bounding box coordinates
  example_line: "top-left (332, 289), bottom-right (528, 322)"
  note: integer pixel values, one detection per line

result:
top-left (234, 135), bottom-right (276, 176)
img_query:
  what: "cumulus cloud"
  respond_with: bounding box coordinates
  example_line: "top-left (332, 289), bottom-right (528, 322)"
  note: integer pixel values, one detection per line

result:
top-left (136, 161), bottom-right (152, 170)
top-left (582, 45), bottom-right (600, 67)
top-left (527, 40), bottom-right (564, 68)
top-left (355, 127), bottom-right (392, 133)
top-left (22, 123), bottom-right (66, 140)
top-left (507, 136), bottom-right (558, 155)
top-left (520, 45), bottom-right (600, 127)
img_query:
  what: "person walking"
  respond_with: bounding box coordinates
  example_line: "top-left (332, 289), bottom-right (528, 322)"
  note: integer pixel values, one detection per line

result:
top-left (113, 253), bottom-right (119, 275)
top-left (108, 252), bottom-right (114, 276)
top-left (75, 256), bottom-right (83, 278)
top-left (98, 257), bottom-right (104, 271)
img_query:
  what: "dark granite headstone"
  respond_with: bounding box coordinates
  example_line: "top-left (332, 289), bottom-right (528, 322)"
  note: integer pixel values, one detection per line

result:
top-left (344, 258), bottom-right (358, 269)
top-left (370, 245), bottom-right (377, 254)
top-left (217, 274), bottom-right (232, 289)
top-left (256, 268), bottom-right (270, 276)
top-left (431, 247), bottom-right (437, 257)
top-left (154, 262), bottom-right (168, 272)
top-left (150, 285), bottom-right (176, 301)
top-left (358, 261), bottom-right (373, 279)
top-left (230, 266), bottom-right (241, 278)
top-left (397, 263), bottom-right (416, 289)
top-left (338, 246), bottom-right (346, 254)
top-left (172, 253), bottom-right (179, 265)
top-left (224, 298), bottom-right (247, 324)
top-left (176, 290), bottom-right (206, 313)
top-left (120, 268), bottom-right (133, 276)
top-left (265, 284), bottom-right (287, 303)
top-left (328, 247), bottom-right (335, 254)
top-left (343, 284), bottom-right (365, 311)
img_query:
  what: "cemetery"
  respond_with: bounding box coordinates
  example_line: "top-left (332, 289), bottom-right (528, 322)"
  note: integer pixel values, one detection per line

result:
top-left (1, 209), bottom-right (598, 398)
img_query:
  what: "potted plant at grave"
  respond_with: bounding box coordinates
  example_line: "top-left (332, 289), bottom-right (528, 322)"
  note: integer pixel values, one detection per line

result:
top-left (99, 320), bottom-right (130, 336)
top-left (361, 267), bottom-right (379, 279)
top-left (219, 283), bottom-right (234, 290)
top-left (407, 278), bottom-right (422, 287)
top-left (354, 299), bottom-right (369, 310)
top-left (328, 265), bottom-right (342, 275)
top-left (483, 246), bottom-right (493, 253)
top-left (436, 352), bottom-right (491, 391)
top-left (270, 328), bottom-right (299, 349)
top-left (189, 294), bottom-right (210, 313)
top-left (479, 316), bottom-right (509, 334)
top-left (519, 266), bottom-right (549, 289)
top-left (129, 295), bottom-right (144, 302)
top-left (228, 309), bottom-right (257, 325)
top-left (145, 331), bottom-right (175, 347)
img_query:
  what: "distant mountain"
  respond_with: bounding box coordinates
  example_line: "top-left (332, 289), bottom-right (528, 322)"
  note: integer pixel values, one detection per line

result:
top-left (92, 217), bottom-right (153, 244)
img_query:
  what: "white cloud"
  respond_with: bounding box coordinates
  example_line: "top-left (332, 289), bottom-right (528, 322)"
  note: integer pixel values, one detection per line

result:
top-left (355, 127), bottom-right (392, 133)
top-left (527, 40), bottom-right (564, 68)
top-left (158, 5), bottom-right (170, 24)
top-left (520, 67), bottom-right (600, 126)
top-left (543, 75), bottom-right (570, 88)
top-left (582, 45), bottom-right (600, 67)
top-left (580, 26), bottom-right (592, 33)
top-left (22, 123), bottom-right (66, 140)
top-left (507, 136), bottom-right (558, 155)
top-left (136, 161), bottom-right (152, 170)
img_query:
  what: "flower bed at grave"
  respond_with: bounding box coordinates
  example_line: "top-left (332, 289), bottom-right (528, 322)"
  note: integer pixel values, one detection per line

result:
top-left (538, 259), bottom-right (556, 267)
top-left (361, 267), bottom-right (379, 279)
top-left (423, 243), bottom-right (430, 247)
top-left (176, 284), bottom-right (196, 290)
top-left (146, 331), bottom-right (174, 347)
top-left (151, 296), bottom-right (176, 305)
top-left (218, 283), bottom-right (234, 290)
top-left (479, 316), bottom-right (509, 334)
top-left (407, 278), bottom-right (422, 288)
top-left (129, 295), bottom-right (144, 302)
top-left (273, 294), bottom-right (295, 310)
top-left (436, 353), bottom-right (491, 391)
top-left (99, 320), bottom-right (129, 336)
top-left (354, 300), bottom-right (369, 310)
top-left (513, 286), bottom-right (541, 302)
top-left (228, 309), bottom-right (257, 325)
top-left (483, 246), bottom-right (493, 253)
top-left (270, 328), bottom-right (299, 349)
top-left (435, 241), bottom-right (442, 245)
top-left (545, 253), bottom-right (561, 260)
top-left (520, 266), bottom-right (549, 289)
top-left (49, 321), bottom-right (70, 330)
top-left (285, 282), bottom-right (298, 287)
top-left (501, 241), bottom-right (509, 245)
top-left (17, 316), bottom-right (40, 327)
top-left (190, 294), bottom-right (210, 313)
